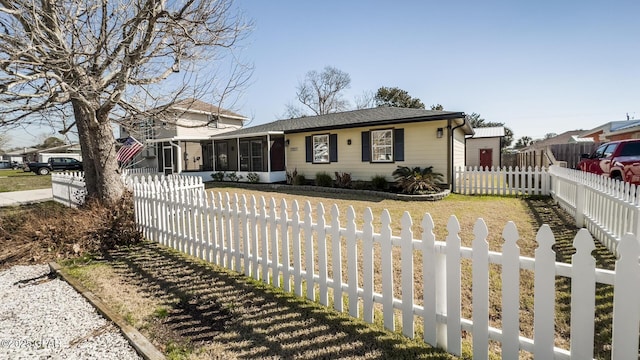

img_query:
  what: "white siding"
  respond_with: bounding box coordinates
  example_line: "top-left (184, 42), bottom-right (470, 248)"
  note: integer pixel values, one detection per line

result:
top-left (466, 137), bottom-right (501, 168)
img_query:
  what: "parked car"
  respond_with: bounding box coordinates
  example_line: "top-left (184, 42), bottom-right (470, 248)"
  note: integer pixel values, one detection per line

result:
top-left (577, 139), bottom-right (640, 185)
top-left (28, 157), bottom-right (83, 175)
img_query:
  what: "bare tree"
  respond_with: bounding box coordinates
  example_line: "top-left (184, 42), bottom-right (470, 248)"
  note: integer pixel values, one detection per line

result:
top-left (354, 90), bottom-right (375, 110)
top-left (295, 66), bottom-right (351, 116)
top-left (0, 133), bottom-right (9, 151)
top-left (0, 0), bottom-right (251, 203)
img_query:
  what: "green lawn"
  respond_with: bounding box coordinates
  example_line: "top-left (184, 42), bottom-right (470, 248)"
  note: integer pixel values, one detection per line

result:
top-left (0, 169), bottom-right (51, 192)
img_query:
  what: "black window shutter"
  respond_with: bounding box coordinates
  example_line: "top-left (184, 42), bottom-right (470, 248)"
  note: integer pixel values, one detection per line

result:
top-left (305, 136), bottom-right (312, 163)
top-left (329, 134), bottom-right (338, 162)
top-left (361, 131), bottom-right (370, 162)
top-left (394, 128), bottom-right (404, 161)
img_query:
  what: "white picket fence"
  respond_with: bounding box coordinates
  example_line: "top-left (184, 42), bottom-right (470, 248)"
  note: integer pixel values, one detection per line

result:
top-left (51, 172), bottom-right (87, 208)
top-left (454, 166), bottom-right (551, 196)
top-left (132, 183), bottom-right (640, 359)
top-left (548, 165), bottom-right (640, 257)
top-left (52, 171), bottom-right (201, 207)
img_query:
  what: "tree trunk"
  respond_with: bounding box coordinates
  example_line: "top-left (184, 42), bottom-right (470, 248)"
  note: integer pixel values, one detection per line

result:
top-left (72, 100), bottom-right (125, 204)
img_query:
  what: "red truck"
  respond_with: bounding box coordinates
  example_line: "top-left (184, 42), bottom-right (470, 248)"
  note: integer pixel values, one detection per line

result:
top-left (577, 139), bottom-right (640, 185)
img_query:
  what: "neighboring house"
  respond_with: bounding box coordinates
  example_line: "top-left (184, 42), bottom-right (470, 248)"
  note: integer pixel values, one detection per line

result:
top-left (212, 107), bottom-right (473, 189)
top-left (517, 130), bottom-right (596, 169)
top-left (2, 144), bottom-right (81, 163)
top-left (465, 127), bottom-right (505, 168)
top-left (36, 143), bottom-right (82, 162)
top-left (580, 120), bottom-right (640, 142)
top-left (120, 98), bottom-right (247, 174)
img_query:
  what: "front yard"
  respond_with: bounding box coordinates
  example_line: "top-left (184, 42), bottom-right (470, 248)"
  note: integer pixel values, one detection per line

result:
top-left (0, 186), bottom-right (618, 359)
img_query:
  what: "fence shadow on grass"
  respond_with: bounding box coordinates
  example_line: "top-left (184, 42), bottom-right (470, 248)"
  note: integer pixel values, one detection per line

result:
top-left (522, 196), bottom-right (616, 360)
top-left (104, 242), bottom-right (452, 359)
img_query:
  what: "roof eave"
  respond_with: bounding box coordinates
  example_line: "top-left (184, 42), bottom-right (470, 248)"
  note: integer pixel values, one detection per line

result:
top-left (284, 112), bottom-right (466, 134)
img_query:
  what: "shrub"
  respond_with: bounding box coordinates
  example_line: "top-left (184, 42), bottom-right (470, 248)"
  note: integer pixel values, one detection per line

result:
top-left (315, 172), bottom-right (333, 187)
top-left (225, 172), bottom-right (243, 182)
top-left (334, 172), bottom-right (352, 188)
top-left (351, 180), bottom-right (369, 190)
top-left (371, 175), bottom-right (387, 190)
top-left (392, 165), bottom-right (444, 194)
top-left (292, 174), bottom-right (306, 186)
top-left (212, 171), bottom-right (225, 182)
top-left (247, 172), bottom-right (260, 183)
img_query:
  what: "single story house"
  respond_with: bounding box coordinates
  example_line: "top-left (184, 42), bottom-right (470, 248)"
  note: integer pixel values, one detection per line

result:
top-left (580, 120), bottom-right (640, 142)
top-left (212, 107), bottom-right (473, 189)
top-left (120, 98), bottom-right (248, 175)
top-left (465, 126), bottom-right (505, 169)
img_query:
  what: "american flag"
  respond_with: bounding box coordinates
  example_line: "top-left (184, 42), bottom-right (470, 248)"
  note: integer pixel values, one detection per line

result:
top-left (116, 136), bottom-right (144, 163)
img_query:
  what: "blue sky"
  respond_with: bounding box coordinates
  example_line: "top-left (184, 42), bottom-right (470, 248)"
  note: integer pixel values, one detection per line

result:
top-left (232, 1), bottom-right (640, 138)
top-left (5, 1), bottom-right (639, 148)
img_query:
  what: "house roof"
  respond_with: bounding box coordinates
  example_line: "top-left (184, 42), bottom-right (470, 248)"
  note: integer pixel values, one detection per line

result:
top-left (467, 126), bottom-right (505, 139)
top-left (214, 107), bottom-right (470, 138)
top-left (524, 130), bottom-right (586, 149)
top-left (580, 120), bottom-right (640, 138)
top-left (171, 98), bottom-right (247, 120)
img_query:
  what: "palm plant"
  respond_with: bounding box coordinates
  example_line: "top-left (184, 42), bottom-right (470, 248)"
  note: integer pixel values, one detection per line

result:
top-left (392, 166), bottom-right (444, 194)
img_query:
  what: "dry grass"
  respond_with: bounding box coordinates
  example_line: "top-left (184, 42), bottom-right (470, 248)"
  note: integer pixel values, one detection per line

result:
top-left (0, 196), bottom-right (142, 269)
top-left (0, 185), bottom-right (617, 359)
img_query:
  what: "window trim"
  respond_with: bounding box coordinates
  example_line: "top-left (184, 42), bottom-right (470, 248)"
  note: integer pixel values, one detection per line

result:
top-left (312, 133), bottom-right (330, 164)
top-left (370, 128), bottom-right (394, 163)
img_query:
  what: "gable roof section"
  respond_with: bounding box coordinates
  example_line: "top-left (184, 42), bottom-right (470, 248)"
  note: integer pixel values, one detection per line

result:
top-left (468, 126), bottom-right (505, 139)
top-left (216, 107), bottom-right (469, 138)
top-left (171, 98), bottom-right (247, 120)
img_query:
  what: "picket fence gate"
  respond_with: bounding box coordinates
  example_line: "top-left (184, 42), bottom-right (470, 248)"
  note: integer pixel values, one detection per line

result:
top-left (51, 172), bottom-right (87, 208)
top-left (133, 179), bottom-right (640, 359)
top-left (454, 166), bottom-right (551, 196)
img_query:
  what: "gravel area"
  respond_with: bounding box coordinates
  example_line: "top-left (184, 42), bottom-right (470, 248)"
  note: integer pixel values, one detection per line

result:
top-left (0, 264), bottom-right (141, 360)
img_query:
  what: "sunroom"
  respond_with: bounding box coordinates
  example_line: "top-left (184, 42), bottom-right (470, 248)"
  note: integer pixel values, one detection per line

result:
top-left (211, 131), bottom-right (286, 183)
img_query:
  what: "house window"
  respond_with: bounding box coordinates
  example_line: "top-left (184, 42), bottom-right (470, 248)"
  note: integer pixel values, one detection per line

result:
top-left (361, 128), bottom-right (403, 162)
top-left (306, 134), bottom-right (337, 163)
top-left (313, 134), bottom-right (330, 163)
top-left (371, 129), bottom-right (393, 162)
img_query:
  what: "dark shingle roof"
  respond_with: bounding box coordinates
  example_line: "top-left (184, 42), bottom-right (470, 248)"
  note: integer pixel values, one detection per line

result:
top-left (219, 107), bottom-right (466, 137)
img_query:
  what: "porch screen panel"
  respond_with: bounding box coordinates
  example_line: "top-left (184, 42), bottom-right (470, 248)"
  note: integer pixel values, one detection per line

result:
top-left (239, 141), bottom-right (250, 171)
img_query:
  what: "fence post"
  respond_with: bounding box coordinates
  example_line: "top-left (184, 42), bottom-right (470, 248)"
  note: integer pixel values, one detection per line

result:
top-left (575, 182), bottom-right (585, 228)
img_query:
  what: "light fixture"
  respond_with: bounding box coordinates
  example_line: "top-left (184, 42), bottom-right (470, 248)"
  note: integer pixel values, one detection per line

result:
top-left (285, 139), bottom-right (290, 146)
top-left (436, 128), bottom-right (444, 138)
top-left (347, 139), bottom-right (352, 145)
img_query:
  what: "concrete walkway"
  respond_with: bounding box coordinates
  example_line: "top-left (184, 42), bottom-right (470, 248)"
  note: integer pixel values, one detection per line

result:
top-left (0, 188), bottom-right (53, 207)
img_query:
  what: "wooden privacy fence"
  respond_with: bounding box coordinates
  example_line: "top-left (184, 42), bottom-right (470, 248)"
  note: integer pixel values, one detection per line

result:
top-left (133, 183), bottom-right (640, 359)
top-left (454, 166), bottom-right (550, 196)
top-left (548, 165), bottom-right (640, 257)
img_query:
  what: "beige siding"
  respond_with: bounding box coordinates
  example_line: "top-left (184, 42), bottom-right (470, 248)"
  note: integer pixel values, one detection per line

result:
top-left (175, 113), bottom-right (242, 138)
top-left (453, 128), bottom-right (466, 175)
top-left (465, 137), bottom-right (501, 168)
top-left (286, 120), bottom-right (450, 182)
